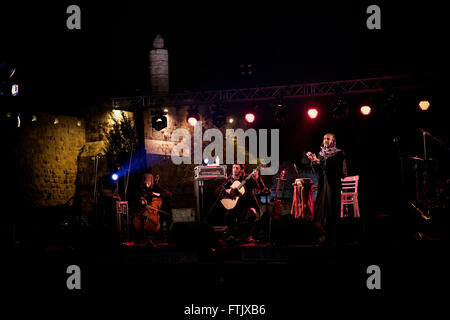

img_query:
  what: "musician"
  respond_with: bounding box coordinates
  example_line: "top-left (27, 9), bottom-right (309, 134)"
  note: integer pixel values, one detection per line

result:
top-left (306, 133), bottom-right (347, 245)
top-left (218, 163), bottom-right (265, 242)
top-left (134, 172), bottom-right (172, 244)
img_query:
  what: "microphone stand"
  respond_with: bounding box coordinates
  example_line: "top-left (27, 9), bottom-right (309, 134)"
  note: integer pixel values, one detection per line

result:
top-left (418, 129), bottom-right (431, 216)
top-left (203, 179), bottom-right (229, 224)
top-left (93, 153), bottom-right (102, 227)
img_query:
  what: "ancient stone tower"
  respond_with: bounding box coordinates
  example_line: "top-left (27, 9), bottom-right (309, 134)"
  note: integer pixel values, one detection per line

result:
top-left (149, 34), bottom-right (169, 95)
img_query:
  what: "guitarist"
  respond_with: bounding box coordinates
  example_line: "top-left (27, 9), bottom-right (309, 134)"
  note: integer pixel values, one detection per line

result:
top-left (218, 163), bottom-right (265, 242)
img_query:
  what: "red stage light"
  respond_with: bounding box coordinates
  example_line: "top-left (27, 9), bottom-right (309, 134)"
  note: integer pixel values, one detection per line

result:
top-left (307, 108), bottom-right (318, 119)
top-left (245, 113), bottom-right (255, 123)
top-left (360, 105), bottom-right (371, 115)
top-left (186, 109), bottom-right (200, 126)
top-left (418, 100), bottom-right (430, 111)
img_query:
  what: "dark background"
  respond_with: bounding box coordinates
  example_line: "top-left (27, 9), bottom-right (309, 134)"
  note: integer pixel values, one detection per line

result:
top-left (1, 1), bottom-right (447, 105)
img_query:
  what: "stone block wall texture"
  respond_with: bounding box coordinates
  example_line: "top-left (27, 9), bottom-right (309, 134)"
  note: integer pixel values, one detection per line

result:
top-left (14, 114), bottom-right (86, 207)
top-left (13, 107), bottom-right (129, 219)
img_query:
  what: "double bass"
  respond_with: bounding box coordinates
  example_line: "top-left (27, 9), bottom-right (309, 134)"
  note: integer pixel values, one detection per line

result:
top-left (133, 191), bottom-right (170, 233)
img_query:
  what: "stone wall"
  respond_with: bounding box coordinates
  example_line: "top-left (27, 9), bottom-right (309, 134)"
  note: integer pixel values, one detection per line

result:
top-left (14, 113), bottom-right (86, 207)
top-left (12, 106), bottom-right (134, 220)
top-left (142, 104), bottom-right (215, 209)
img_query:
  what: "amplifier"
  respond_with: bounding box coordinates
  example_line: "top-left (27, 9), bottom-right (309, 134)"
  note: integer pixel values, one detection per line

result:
top-left (194, 165), bottom-right (227, 180)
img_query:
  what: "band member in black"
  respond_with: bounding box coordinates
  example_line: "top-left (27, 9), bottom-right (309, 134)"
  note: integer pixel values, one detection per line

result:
top-left (307, 133), bottom-right (347, 244)
top-left (133, 172), bottom-right (172, 244)
top-left (217, 163), bottom-right (265, 242)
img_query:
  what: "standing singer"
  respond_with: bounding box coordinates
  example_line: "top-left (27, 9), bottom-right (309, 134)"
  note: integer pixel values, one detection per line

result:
top-left (306, 133), bottom-right (347, 244)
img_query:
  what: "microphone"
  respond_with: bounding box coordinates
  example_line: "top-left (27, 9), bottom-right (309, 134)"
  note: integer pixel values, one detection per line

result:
top-left (418, 128), bottom-right (431, 136)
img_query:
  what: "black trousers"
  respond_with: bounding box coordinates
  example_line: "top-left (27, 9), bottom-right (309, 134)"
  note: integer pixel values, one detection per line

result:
top-left (225, 207), bottom-right (257, 238)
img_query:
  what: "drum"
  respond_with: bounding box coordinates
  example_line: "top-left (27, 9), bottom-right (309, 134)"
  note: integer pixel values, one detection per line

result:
top-left (291, 178), bottom-right (314, 219)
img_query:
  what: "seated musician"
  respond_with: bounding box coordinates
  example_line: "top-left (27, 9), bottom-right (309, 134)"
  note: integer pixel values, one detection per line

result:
top-left (217, 163), bottom-right (265, 242)
top-left (133, 172), bottom-right (172, 244)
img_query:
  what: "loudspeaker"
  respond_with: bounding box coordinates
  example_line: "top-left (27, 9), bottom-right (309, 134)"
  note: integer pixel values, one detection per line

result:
top-left (194, 179), bottom-right (227, 224)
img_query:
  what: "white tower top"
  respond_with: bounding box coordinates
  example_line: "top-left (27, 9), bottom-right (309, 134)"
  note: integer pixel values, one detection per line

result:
top-left (153, 34), bottom-right (164, 49)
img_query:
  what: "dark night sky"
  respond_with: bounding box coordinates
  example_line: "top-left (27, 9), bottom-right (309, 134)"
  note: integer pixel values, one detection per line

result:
top-left (0, 1), bottom-right (447, 111)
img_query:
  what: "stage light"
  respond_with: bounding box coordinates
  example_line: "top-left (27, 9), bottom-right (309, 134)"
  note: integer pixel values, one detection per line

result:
top-left (186, 109), bottom-right (200, 126)
top-left (31, 115), bottom-right (37, 122)
top-left (213, 110), bottom-right (226, 127)
top-left (245, 113), bottom-right (255, 123)
top-left (112, 109), bottom-right (123, 120)
top-left (273, 100), bottom-right (287, 123)
top-left (11, 84), bottom-right (18, 96)
top-left (360, 105), bottom-right (371, 115)
top-left (54, 118), bottom-right (59, 125)
top-left (228, 118), bottom-right (234, 124)
top-left (418, 100), bottom-right (430, 111)
top-left (111, 173), bottom-right (119, 181)
top-left (152, 110), bottom-right (167, 131)
top-left (307, 108), bottom-right (318, 119)
top-left (331, 96), bottom-right (348, 120)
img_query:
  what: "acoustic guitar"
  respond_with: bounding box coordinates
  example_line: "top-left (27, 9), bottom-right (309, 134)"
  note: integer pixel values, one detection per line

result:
top-left (220, 164), bottom-right (267, 210)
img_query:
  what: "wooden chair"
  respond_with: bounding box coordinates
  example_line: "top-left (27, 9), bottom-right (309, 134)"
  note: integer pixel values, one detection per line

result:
top-left (340, 175), bottom-right (360, 218)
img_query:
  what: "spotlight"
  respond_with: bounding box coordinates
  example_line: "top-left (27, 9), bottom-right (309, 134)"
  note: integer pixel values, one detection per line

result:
top-left (186, 109), bottom-right (200, 126)
top-left (11, 84), bottom-right (18, 96)
top-left (332, 96), bottom-right (348, 120)
top-left (273, 100), bottom-right (287, 123)
top-left (228, 118), bottom-right (234, 124)
top-left (307, 108), bottom-right (318, 119)
top-left (245, 113), bottom-right (255, 123)
top-left (152, 110), bottom-right (167, 131)
top-left (163, 108), bottom-right (169, 113)
top-left (112, 110), bottom-right (122, 119)
top-left (418, 100), bottom-right (430, 111)
top-left (213, 110), bottom-right (226, 127)
top-left (111, 173), bottom-right (119, 181)
top-left (360, 105), bottom-right (372, 115)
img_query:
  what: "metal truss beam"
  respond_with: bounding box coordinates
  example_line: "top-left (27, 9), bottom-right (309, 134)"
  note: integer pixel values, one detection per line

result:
top-left (112, 74), bottom-right (433, 109)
